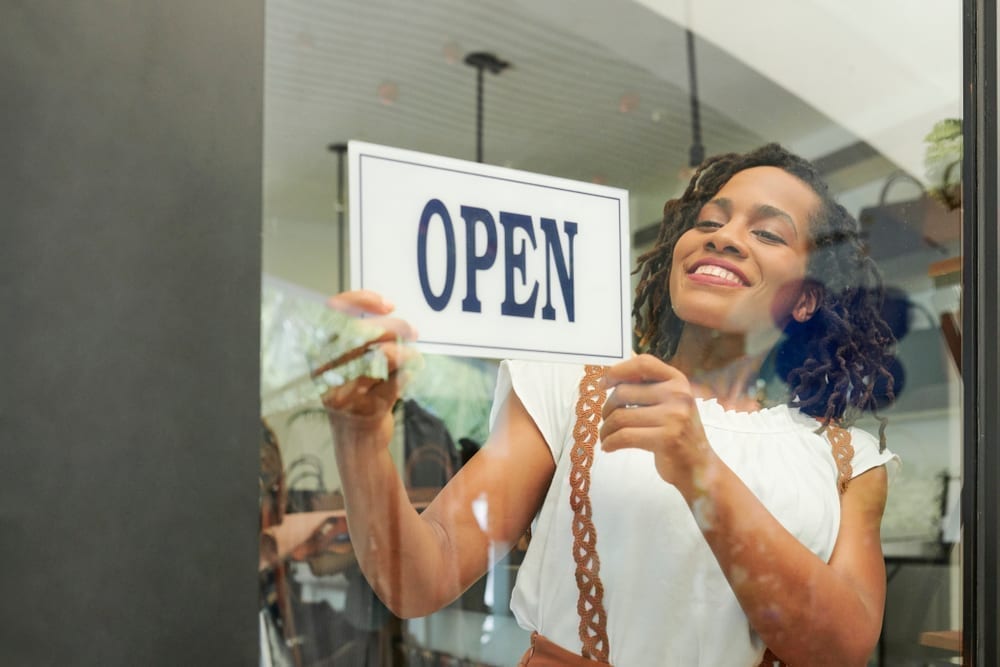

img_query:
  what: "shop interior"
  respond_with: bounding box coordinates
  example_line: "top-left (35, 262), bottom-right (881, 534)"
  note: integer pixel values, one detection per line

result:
top-left (258, 1), bottom-right (964, 665)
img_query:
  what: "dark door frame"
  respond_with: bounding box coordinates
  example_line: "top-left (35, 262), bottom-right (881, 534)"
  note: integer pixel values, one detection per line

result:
top-left (962, 0), bottom-right (999, 664)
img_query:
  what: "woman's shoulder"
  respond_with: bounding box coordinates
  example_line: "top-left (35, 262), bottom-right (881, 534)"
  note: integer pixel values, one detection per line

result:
top-left (493, 360), bottom-right (589, 414)
top-left (844, 423), bottom-right (900, 480)
top-left (489, 360), bottom-right (590, 456)
top-left (497, 359), bottom-right (589, 386)
top-left (787, 409), bottom-right (899, 481)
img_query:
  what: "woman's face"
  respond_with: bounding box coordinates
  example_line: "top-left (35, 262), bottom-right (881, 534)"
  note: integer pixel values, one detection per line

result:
top-left (669, 166), bottom-right (820, 336)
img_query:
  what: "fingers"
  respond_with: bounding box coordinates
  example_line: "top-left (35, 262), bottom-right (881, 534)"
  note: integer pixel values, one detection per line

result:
top-left (599, 396), bottom-right (694, 453)
top-left (378, 340), bottom-right (421, 375)
top-left (327, 290), bottom-right (419, 343)
top-left (601, 355), bottom-right (690, 420)
top-left (317, 290), bottom-right (418, 379)
top-left (327, 289), bottom-right (395, 316)
top-left (600, 424), bottom-right (657, 454)
top-left (322, 370), bottom-right (405, 420)
top-left (315, 291), bottom-right (422, 431)
top-left (319, 339), bottom-right (418, 418)
top-left (603, 381), bottom-right (673, 415)
top-left (598, 355), bottom-right (702, 459)
top-left (600, 403), bottom-right (663, 441)
top-left (602, 353), bottom-right (687, 390)
top-left (365, 315), bottom-right (419, 343)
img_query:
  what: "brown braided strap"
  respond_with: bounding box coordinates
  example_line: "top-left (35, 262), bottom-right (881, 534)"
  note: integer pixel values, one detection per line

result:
top-left (564, 369), bottom-right (854, 667)
top-left (824, 422), bottom-right (855, 495)
top-left (569, 365), bottom-right (611, 663)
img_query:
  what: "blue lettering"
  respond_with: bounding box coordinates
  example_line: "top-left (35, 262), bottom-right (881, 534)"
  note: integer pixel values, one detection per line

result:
top-left (499, 211), bottom-right (539, 318)
top-left (540, 219), bottom-right (577, 321)
top-left (416, 198), bottom-right (456, 311)
top-left (460, 206), bottom-right (498, 313)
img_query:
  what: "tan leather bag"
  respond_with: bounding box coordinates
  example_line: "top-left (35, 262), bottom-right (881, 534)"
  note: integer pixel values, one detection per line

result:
top-left (518, 632), bottom-right (603, 667)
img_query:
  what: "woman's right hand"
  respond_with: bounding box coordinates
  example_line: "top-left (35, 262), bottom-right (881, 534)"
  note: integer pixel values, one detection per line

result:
top-left (320, 290), bottom-right (420, 440)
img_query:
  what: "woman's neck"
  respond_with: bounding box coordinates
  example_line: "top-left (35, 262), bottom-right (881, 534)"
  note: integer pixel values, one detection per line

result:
top-left (668, 324), bottom-right (780, 411)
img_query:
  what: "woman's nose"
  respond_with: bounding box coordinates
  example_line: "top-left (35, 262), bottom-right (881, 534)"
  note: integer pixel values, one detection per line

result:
top-left (704, 226), bottom-right (748, 256)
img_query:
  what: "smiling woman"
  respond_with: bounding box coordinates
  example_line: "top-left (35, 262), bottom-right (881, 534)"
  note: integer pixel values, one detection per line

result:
top-left (636, 144), bottom-right (896, 428)
top-left (669, 166), bottom-right (818, 337)
top-left (319, 144), bottom-right (899, 666)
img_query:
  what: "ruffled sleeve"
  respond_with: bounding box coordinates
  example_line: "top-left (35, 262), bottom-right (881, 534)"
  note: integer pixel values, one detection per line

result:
top-left (488, 360), bottom-right (583, 461)
top-left (848, 425), bottom-right (900, 481)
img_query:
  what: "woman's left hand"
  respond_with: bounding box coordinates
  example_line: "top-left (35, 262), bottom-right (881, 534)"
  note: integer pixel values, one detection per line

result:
top-left (600, 354), bottom-right (714, 495)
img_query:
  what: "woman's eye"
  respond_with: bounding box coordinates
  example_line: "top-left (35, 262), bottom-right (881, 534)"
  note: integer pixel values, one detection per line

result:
top-left (695, 219), bottom-right (722, 230)
top-left (753, 229), bottom-right (787, 245)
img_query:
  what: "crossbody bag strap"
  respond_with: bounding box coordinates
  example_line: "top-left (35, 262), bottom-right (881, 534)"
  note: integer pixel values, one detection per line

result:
top-left (568, 367), bottom-right (854, 667)
top-left (568, 364), bottom-right (611, 663)
top-left (824, 421), bottom-right (855, 495)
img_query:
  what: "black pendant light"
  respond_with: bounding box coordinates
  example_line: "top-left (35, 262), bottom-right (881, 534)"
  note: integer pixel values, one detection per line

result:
top-left (463, 52), bottom-right (509, 163)
top-left (685, 29), bottom-right (705, 168)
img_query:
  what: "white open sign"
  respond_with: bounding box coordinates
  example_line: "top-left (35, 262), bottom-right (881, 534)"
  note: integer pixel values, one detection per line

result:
top-left (349, 141), bottom-right (631, 365)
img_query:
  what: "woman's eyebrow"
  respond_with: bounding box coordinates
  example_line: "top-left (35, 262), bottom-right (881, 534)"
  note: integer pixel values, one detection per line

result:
top-left (706, 198), bottom-right (799, 239)
top-left (706, 197), bottom-right (732, 215)
top-left (752, 204), bottom-right (799, 239)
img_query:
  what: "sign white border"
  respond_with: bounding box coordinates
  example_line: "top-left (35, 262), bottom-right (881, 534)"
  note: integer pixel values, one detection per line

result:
top-left (348, 141), bottom-right (632, 365)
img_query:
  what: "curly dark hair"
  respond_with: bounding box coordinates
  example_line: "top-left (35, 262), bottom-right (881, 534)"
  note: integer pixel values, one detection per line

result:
top-left (632, 143), bottom-right (896, 445)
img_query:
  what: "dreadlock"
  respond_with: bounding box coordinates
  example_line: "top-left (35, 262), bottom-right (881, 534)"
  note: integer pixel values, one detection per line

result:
top-left (632, 144), bottom-right (896, 447)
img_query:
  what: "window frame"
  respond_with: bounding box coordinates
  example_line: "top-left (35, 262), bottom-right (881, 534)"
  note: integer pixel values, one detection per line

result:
top-left (962, 0), bottom-right (999, 664)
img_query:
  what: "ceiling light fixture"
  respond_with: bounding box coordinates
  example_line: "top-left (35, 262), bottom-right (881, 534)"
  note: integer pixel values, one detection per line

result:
top-left (685, 28), bottom-right (705, 168)
top-left (463, 52), bottom-right (509, 163)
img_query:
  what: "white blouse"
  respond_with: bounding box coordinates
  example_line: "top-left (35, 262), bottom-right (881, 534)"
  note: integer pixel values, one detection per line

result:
top-left (489, 360), bottom-right (898, 667)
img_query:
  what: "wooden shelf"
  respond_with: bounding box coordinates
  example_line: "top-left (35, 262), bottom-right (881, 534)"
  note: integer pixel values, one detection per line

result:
top-left (929, 255), bottom-right (962, 292)
top-left (919, 629), bottom-right (962, 653)
top-left (928, 255), bottom-right (962, 278)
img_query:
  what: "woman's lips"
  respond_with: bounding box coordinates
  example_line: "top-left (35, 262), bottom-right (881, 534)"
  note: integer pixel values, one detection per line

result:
top-left (686, 261), bottom-right (749, 287)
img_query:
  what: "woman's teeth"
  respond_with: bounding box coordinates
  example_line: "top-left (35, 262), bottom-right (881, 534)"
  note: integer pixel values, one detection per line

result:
top-left (693, 265), bottom-right (744, 284)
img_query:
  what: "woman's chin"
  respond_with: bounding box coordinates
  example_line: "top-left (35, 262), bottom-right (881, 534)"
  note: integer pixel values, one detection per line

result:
top-left (674, 307), bottom-right (740, 334)
top-left (678, 313), bottom-right (782, 342)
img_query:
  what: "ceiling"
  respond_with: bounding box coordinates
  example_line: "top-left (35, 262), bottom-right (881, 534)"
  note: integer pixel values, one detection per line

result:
top-left (262, 0), bottom-right (959, 294)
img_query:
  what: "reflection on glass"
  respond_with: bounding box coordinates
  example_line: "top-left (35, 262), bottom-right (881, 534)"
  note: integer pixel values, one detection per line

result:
top-left (260, 2), bottom-right (964, 665)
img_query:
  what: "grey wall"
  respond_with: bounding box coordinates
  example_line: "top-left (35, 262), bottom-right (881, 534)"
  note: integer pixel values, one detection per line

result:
top-left (1, 2), bottom-right (263, 665)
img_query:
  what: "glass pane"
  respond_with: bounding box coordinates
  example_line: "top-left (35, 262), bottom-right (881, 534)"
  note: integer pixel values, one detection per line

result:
top-left (260, 2), bottom-right (964, 665)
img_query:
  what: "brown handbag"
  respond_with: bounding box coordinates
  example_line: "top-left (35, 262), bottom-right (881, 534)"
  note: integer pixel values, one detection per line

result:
top-left (518, 366), bottom-right (854, 667)
top-left (518, 632), bottom-right (605, 667)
